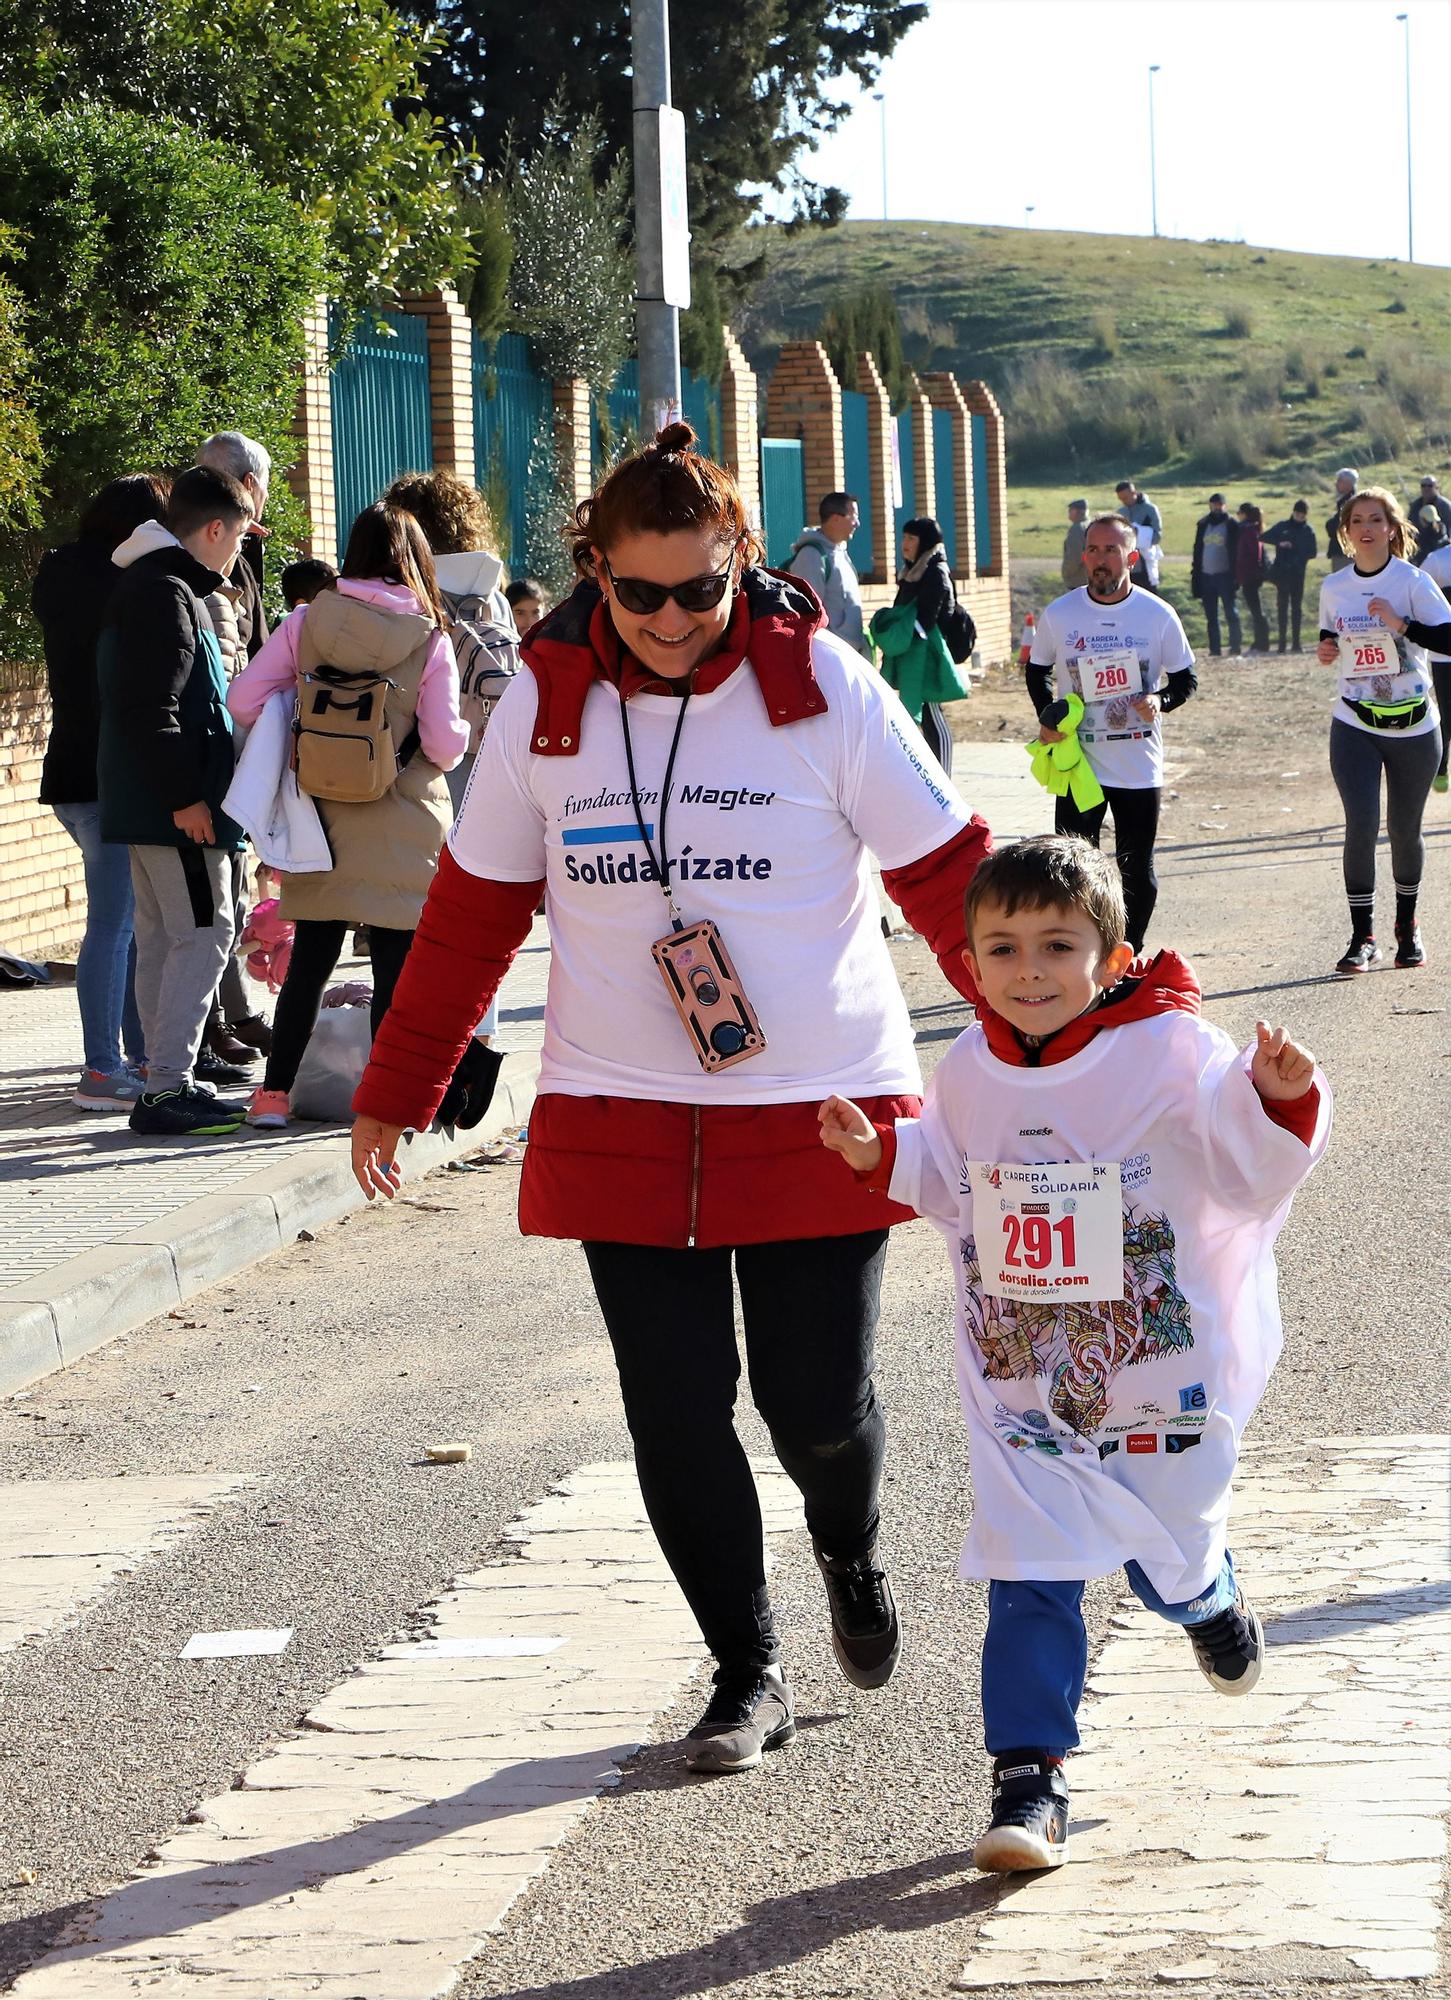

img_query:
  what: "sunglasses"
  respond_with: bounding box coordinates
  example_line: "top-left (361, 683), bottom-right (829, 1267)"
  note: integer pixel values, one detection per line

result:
top-left (602, 546), bottom-right (737, 616)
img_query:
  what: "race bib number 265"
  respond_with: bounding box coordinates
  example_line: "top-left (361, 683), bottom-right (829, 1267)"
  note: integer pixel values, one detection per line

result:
top-left (968, 1160), bottom-right (1125, 1303)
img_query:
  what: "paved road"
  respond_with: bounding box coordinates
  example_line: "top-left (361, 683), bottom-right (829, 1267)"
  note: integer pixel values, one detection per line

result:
top-left (3, 743), bottom-right (1450, 1996)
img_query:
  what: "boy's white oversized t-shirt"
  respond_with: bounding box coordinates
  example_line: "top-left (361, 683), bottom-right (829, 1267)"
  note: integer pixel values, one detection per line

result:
top-left (1029, 584), bottom-right (1195, 790)
top-left (449, 629), bottom-right (974, 1104)
top-left (889, 1013), bottom-right (1330, 1604)
top-left (1317, 555), bottom-right (1446, 738)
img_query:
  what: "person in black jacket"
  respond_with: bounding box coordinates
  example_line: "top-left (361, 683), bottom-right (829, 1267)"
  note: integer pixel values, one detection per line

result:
top-left (34, 473), bottom-right (170, 1110)
top-left (97, 467), bottom-right (255, 1138)
top-left (894, 517), bottom-right (957, 773)
top-left (1264, 501), bottom-right (1317, 653)
top-left (1189, 494), bottom-right (1241, 657)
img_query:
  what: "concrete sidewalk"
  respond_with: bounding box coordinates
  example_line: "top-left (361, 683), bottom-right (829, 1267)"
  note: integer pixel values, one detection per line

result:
top-left (0, 739), bottom-right (1044, 1400)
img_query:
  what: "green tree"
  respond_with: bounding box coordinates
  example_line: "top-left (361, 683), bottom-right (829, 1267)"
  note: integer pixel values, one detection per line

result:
top-left (816, 283), bottom-right (912, 409)
top-left (411, 0), bottom-right (925, 307)
top-left (455, 184), bottom-right (514, 339)
top-left (520, 411), bottom-right (576, 598)
top-left (681, 262), bottom-right (727, 387)
top-left (0, 231), bottom-right (41, 537)
top-left (0, 103), bottom-right (326, 659)
top-left (503, 104), bottom-right (633, 394)
top-left (0, 0), bottom-right (469, 314)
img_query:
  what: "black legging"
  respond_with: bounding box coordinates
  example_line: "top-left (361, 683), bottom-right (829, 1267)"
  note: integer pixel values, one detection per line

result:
top-left (918, 702), bottom-right (953, 777)
top-left (1435, 662), bottom-right (1451, 779)
top-left (584, 1230), bottom-right (889, 1674)
top-left (264, 919), bottom-right (414, 1094)
top-left (1275, 573), bottom-right (1306, 651)
top-left (1055, 785), bottom-right (1162, 952)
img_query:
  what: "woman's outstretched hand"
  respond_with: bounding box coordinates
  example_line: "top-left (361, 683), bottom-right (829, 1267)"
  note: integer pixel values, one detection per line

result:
top-left (818, 1094), bottom-right (883, 1175)
top-left (352, 1117), bottom-right (405, 1200)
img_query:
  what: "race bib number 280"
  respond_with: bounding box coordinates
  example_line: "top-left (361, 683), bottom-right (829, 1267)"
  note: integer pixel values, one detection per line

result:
top-left (1086, 648), bottom-right (1143, 701)
top-left (968, 1160), bottom-right (1125, 1303)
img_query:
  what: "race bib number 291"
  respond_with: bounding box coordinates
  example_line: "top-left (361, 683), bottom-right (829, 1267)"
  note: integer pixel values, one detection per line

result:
top-left (968, 1160), bottom-right (1125, 1303)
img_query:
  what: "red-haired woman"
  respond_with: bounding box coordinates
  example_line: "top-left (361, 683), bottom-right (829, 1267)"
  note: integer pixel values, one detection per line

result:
top-left (351, 423), bottom-right (991, 1774)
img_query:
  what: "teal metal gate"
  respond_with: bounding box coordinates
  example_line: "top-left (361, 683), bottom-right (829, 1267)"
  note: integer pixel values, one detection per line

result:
top-left (841, 388), bottom-right (874, 576)
top-left (760, 439), bottom-right (806, 568)
top-left (971, 411), bottom-right (993, 572)
top-left (473, 332), bottom-right (550, 575)
top-left (932, 407), bottom-right (957, 571)
top-left (329, 306), bottom-right (433, 553)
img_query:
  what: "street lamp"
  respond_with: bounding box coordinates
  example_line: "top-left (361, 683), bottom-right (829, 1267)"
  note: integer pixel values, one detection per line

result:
top-left (1396, 12), bottom-right (1413, 262)
top-left (1148, 65), bottom-right (1161, 238)
top-left (1025, 205), bottom-right (1035, 227)
top-left (872, 91), bottom-right (888, 222)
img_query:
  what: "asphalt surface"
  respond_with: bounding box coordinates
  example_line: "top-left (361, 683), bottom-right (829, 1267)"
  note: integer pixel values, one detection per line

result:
top-left (2, 679), bottom-right (1449, 1995)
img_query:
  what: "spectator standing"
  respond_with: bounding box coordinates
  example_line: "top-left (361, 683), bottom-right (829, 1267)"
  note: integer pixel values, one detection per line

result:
top-left (1115, 481), bottom-right (1162, 594)
top-left (1235, 503), bottom-right (1272, 655)
top-left (227, 504), bottom-right (467, 1130)
top-left (195, 432), bottom-right (271, 660)
top-left (1027, 513), bottom-right (1197, 952)
top-left (1190, 493), bottom-right (1242, 657)
top-left (505, 577), bottom-right (549, 635)
top-left (1412, 506), bottom-right (1449, 568)
top-left (789, 493), bottom-right (866, 656)
top-left (1326, 468), bottom-right (1358, 573)
top-left (1265, 501), bottom-right (1317, 653)
top-left (1409, 475), bottom-right (1451, 539)
top-left (1414, 534), bottom-right (1451, 793)
top-left (894, 516), bottom-right (961, 774)
top-left (34, 474), bottom-right (168, 1110)
top-left (1061, 499), bottom-right (1089, 590)
top-left (281, 559), bottom-right (337, 610)
top-left (96, 468), bottom-right (254, 1137)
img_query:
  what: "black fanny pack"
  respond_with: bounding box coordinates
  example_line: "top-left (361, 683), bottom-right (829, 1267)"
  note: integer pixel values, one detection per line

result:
top-left (1348, 697), bottom-right (1429, 732)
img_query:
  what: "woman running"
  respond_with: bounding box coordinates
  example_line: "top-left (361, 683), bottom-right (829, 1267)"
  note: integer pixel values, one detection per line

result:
top-left (1317, 486), bottom-right (1451, 973)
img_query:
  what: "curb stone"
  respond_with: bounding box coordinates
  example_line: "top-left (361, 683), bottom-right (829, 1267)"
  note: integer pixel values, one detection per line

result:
top-left (0, 1047), bottom-right (538, 1400)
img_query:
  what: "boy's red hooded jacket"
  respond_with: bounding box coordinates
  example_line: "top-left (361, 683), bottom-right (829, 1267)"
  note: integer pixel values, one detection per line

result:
top-left (355, 568), bottom-right (992, 1248)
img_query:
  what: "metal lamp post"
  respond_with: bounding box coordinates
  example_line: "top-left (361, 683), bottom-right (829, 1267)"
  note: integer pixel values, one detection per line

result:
top-left (1396, 12), bottom-right (1413, 262)
top-left (1148, 65), bottom-right (1161, 239)
top-left (632, 0), bottom-right (689, 435)
top-left (873, 91), bottom-right (888, 222)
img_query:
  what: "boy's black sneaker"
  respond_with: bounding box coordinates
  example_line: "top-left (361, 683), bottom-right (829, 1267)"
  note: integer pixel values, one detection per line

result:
top-left (813, 1540), bottom-right (902, 1689)
top-left (128, 1087), bottom-right (245, 1137)
top-left (974, 1752), bottom-right (1070, 1872)
top-left (1334, 935), bottom-right (1380, 976)
top-left (1186, 1585), bottom-right (1265, 1695)
top-left (195, 1049), bottom-right (255, 1089)
top-left (685, 1663), bottom-right (795, 1774)
top-left (1395, 922), bottom-right (1426, 969)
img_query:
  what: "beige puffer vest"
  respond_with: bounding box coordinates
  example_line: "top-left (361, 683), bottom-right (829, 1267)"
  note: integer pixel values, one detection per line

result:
top-left (280, 588), bottom-right (452, 931)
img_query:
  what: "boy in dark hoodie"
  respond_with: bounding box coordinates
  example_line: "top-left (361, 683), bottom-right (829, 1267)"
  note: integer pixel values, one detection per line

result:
top-left (820, 835), bottom-right (1330, 1872)
top-left (97, 467), bottom-right (254, 1136)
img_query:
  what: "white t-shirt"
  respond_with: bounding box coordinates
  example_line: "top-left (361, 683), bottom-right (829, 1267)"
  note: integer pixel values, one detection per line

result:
top-left (449, 630), bottom-right (974, 1105)
top-left (889, 1014), bottom-right (1330, 1604)
top-left (1029, 585), bottom-right (1196, 791)
top-left (1418, 545), bottom-right (1451, 665)
top-left (1317, 556), bottom-right (1446, 738)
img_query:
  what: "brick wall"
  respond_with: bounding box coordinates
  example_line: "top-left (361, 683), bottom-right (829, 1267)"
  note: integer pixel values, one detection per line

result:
top-left (962, 379), bottom-right (1010, 579)
top-left (720, 328), bottom-right (761, 531)
top-left (921, 372), bottom-right (978, 584)
top-left (906, 374), bottom-right (936, 525)
top-left (553, 378), bottom-right (593, 506)
top-left (764, 341), bottom-right (844, 519)
top-left (856, 353), bottom-right (896, 589)
top-left (0, 683), bottom-right (85, 958)
top-left (288, 298), bottom-right (337, 566)
top-left (400, 286), bottom-right (476, 484)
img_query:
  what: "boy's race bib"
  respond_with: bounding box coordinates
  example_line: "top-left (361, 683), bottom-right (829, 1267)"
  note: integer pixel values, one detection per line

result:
top-left (967, 1160), bottom-right (1125, 1303)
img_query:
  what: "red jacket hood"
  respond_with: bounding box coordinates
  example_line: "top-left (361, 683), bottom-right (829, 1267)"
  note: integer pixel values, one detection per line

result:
top-left (518, 565), bottom-right (827, 756)
top-left (977, 948), bottom-right (1202, 1066)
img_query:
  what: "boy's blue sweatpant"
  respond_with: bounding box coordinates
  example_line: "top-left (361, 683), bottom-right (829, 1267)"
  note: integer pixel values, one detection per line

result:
top-left (982, 1551), bottom-right (1239, 1758)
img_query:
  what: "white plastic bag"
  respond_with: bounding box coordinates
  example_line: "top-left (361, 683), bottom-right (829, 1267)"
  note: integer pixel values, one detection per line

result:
top-left (289, 1001), bottom-right (373, 1123)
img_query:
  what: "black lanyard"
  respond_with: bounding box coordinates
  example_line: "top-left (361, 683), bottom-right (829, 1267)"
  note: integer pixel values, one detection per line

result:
top-left (620, 689), bottom-right (691, 929)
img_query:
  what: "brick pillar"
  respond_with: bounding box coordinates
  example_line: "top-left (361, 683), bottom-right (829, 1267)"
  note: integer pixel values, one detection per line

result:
top-left (288, 297), bottom-right (337, 565)
top-left (399, 285), bottom-right (475, 482)
top-left (906, 373), bottom-right (936, 525)
top-left (764, 340), bottom-right (844, 521)
top-left (553, 377), bottom-right (594, 505)
top-left (857, 351), bottom-right (896, 589)
top-left (921, 372), bottom-right (977, 583)
top-left (963, 378), bottom-right (1009, 577)
top-left (720, 326), bottom-right (760, 532)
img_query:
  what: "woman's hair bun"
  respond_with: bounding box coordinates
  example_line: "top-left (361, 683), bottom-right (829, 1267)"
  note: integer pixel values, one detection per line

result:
top-left (652, 419), bottom-right (697, 456)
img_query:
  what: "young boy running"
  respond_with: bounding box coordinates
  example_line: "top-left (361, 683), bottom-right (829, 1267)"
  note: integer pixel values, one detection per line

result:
top-left (819, 835), bottom-right (1330, 1872)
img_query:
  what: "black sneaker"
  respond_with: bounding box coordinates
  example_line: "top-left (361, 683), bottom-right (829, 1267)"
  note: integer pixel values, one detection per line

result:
top-left (813, 1540), bottom-right (902, 1689)
top-left (685, 1663), bottom-right (795, 1774)
top-left (1395, 922), bottom-right (1427, 969)
top-left (1335, 935), bottom-right (1381, 976)
top-left (129, 1086), bottom-right (245, 1137)
top-left (973, 1752), bottom-right (1070, 1872)
top-left (195, 1049), bottom-right (255, 1088)
top-left (1186, 1585), bottom-right (1264, 1695)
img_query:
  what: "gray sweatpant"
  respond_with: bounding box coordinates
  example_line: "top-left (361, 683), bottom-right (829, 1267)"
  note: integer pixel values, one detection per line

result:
top-left (129, 845), bottom-right (235, 1092)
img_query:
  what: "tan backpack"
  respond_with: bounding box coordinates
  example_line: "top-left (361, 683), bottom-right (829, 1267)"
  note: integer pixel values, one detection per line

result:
top-left (293, 661), bottom-right (413, 804)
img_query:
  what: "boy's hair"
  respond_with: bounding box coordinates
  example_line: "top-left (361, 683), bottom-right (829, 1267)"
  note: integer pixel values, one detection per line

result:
top-left (964, 835), bottom-right (1128, 956)
top-left (384, 469), bottom-right (496, 557)
top-left (165, 466), bottom-right (252, 540)
top-left (280, 557), bottom-right (337, 608)
top-left (504, 576), bottom-right (544, 607)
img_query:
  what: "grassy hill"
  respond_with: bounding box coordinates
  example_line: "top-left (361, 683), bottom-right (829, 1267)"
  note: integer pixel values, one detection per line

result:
top-left (738, 222), bottom-right (1450, 563)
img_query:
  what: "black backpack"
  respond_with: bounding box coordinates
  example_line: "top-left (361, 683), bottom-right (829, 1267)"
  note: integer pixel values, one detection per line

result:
top-left (940, 601), bottom-right (977, 666)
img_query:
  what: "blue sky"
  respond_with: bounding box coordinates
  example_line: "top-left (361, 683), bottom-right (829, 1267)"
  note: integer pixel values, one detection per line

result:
top-left (791, 0), bottom-right (1451, 268)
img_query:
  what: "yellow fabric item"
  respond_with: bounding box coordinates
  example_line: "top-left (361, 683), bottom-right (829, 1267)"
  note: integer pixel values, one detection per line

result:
top-left (1024, 692), bottom-right (1105, 811)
